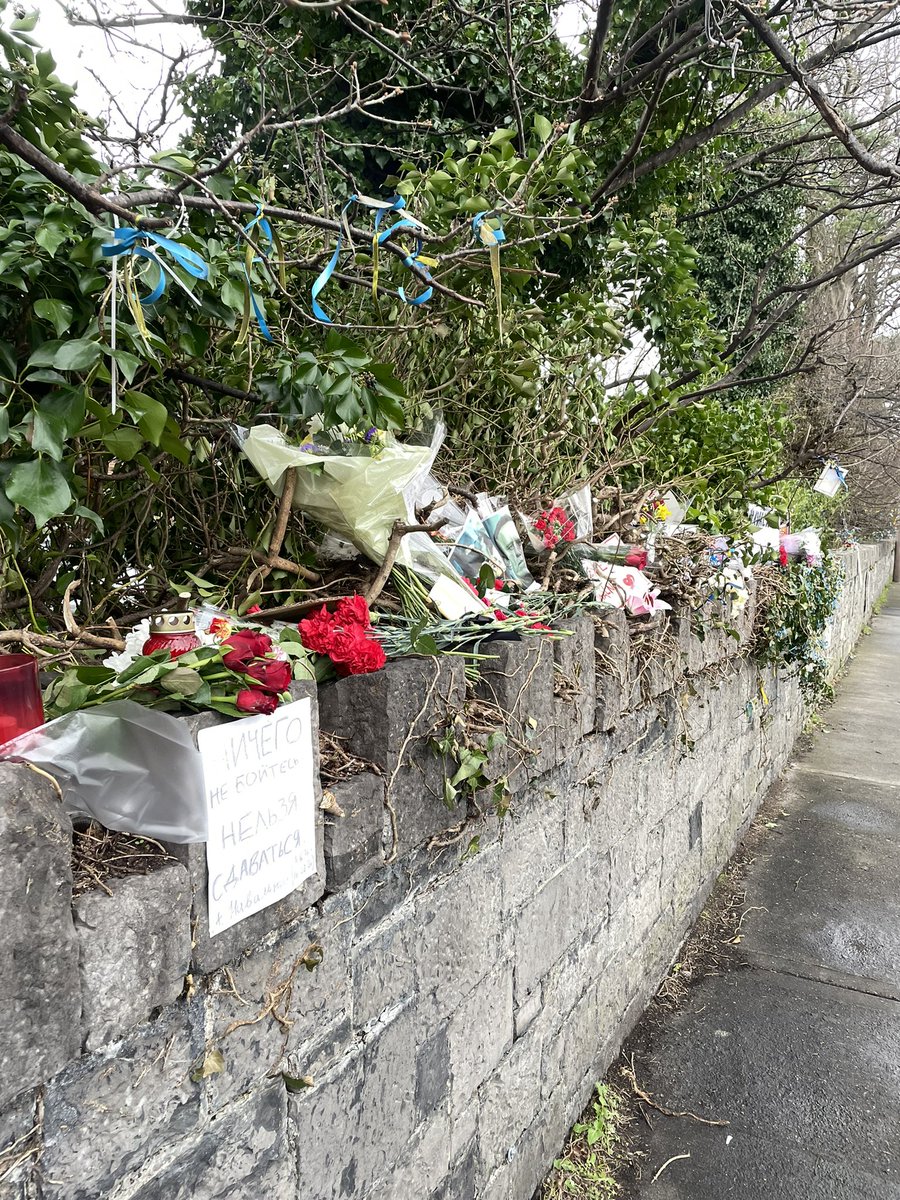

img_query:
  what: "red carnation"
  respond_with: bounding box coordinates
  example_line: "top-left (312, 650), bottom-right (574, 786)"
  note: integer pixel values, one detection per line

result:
top-left (625, 548), bottom-right (648, 570)
top-left (328, 625), bottom-right (386, 676)
top-left (244, 658), bottom-right (292, 694)
top-left (298, 607), bottom-right (337, 654)
top-left (222, 629), bottom-right (273, 670)
top-left (534, 506), bottom-right (576, 551)
top-left (334, 594), bottom-right (372, 629)
top-left (336, 637), bottom-right (386, 676)
top-left (236, 688), bottom-right (279, 715)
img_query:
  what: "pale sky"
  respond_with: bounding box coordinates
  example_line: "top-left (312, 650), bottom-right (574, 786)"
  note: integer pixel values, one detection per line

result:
top-left (14, 0), bottom-right (588, 144)
top-left (14, 1), bottom-right (210, 144)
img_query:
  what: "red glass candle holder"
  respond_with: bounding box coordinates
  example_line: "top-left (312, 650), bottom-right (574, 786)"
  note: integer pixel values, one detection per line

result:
top-left (0, 654), bottom-right (45, 746)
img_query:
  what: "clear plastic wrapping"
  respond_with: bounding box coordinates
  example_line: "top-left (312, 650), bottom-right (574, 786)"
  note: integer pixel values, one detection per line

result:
top-left (0, 700), bottom-right (208, 843)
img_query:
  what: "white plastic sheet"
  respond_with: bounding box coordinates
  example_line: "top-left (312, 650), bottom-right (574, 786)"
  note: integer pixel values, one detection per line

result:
top-left (0, 700), bottom-right (207, 842)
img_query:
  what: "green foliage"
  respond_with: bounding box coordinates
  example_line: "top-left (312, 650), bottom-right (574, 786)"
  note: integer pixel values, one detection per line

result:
top-left (545, 1084), bottom-right (624, 1199)
top-left (756, 557), bottom-right (844, 700)
top-left (0, 0), bottom-right (834, 631)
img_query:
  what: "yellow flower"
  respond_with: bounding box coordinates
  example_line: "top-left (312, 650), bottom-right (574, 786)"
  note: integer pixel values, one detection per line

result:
top-left (655, 502), bottom-right (671, 521)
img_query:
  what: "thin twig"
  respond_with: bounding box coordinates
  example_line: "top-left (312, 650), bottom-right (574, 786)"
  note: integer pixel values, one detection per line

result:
top-left (651, 1153), bottom-right (691, 1183)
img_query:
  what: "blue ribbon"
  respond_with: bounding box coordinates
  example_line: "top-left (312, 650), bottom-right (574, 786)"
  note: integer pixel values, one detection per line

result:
top-left (376, 218), bottom-right (434, 307)
top-left (101, 227), bottom-right (208, 306)
top-left (312, 197), bottom-right (357, 324)
top-left (241, 206), bottom-right (276, 343)
top-left (471, 209), bottom-right (507, 247)
top-left (311, 195), bottom-right (434, 323)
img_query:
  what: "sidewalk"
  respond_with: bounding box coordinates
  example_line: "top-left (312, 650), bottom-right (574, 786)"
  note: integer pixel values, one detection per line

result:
top-left (627, 588), bottom-right (900, 1199)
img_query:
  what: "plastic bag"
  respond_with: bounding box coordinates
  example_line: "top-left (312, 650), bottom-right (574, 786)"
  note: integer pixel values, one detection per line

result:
top-left (236, 421), bottom-right (444, 561)
top-left (581, 560), bottom-right (671, 616)
top-left (0, 700), bottom-right (207, 842)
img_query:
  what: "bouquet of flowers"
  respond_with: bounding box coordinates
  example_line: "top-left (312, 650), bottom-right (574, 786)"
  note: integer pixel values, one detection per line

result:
top-left (45, 627), bottom-right (301, 719)
top-left (45, 596), bottom-right (389, 720)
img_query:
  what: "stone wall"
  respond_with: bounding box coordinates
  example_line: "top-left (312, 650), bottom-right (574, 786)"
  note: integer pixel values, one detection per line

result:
top-left (0, 543), bottom-right (892, 1200)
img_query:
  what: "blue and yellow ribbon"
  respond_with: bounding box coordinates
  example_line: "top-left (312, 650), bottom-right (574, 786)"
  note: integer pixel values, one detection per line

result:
top-left (237, 205), bottom-right (286, 345)
top-left (101, 227), bottom-right (208, 344)
top-left (472, 210), bottom-right (506, 341)
top-left (311, 194), bottom-right (436, 324)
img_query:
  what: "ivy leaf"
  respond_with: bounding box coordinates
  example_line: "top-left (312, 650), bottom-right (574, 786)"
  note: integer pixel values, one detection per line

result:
top-left (73, 504), bottom-right (104, 533)
top-left (31, 409), bottom-right (67, 461)
top-left (534, 114), bottom-right (553, 142)
top-left (121, 391), bottom-right (167, 444)
top-left (27, 339), bottom-right (101, 372)
top-left (190, 1048), bottom-right (225, 1083)
top-left (102, 426), bottom-right (143, 461)
top-left (5, 457), bottom-right (72, 528)
top-left (33, 299), bottom-right (74, 337)
top-left (35, 221), bottom-right (70, 258)
top-left (109, 349), bottom-right (142, 385)
top-left (11, 10), bottom-right (39, 30)
top-left (0, 408), bottom-right (9, 444)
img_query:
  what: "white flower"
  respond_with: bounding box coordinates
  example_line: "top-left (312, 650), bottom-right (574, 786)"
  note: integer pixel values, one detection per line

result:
top-left (103, 618), bottom-right (151, 673)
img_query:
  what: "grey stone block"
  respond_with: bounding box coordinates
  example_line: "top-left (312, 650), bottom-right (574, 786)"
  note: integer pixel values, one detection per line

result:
top-left (476, 1030), bottom-right (542, 1170)
top-left (417, 1023), bottom-right (450, 1116)
top-left (432, 1135), bottom-right (479, 1200)
top-left (75, 862), bottom-right (191, 1051)
top-left (415, 841), bottom-right (504, 1018)
top-left (594, 609), bottom-right (629, 729)
top-left (171, 683), bottom-right (326, 973)
top-left (128, 1086), bottom-right (292, 1200)
top-left (41, 1005), bottom-right (202, 1200)
top-left (552, 615), bottom-right (597, 757)
top-left (513, 852), bottom-right (603, 1002)
top-left (448, 967), bottom-right (513, 1103)
top-left (322, 771), bottom-right (384, 888)
top-left (380, 1105), bottom-right (453, 1199)
top-left (351, 900), bottom-right (418, 1029)
top-left (498, 794), bottom-right (565, 916)
top-left (292, 1002), bottom-right (422, 1200)
top-left (203, 892), bottom-right (354, 1111)
top-left (318, 657), bottom-right (467, 855)
top-left (0, 763), bottom-right (80, 1108)
top-left (474, 637), bottom-right (556, 782)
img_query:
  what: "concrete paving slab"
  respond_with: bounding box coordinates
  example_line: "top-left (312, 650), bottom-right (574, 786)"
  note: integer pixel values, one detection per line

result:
top-left (627, 587), bottom-right (900, 1199)
top-left (738, 777), bottom-right (900, 995)
top-left (635, 1121), bottom-right (900, 1200)
top-left (794, 730), bottom-right (900, 785)
top-left (626, 970), bottom-right (900, 1191)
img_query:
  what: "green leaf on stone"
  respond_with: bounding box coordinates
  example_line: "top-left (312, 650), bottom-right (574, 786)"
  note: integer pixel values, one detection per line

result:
top-left (282, 1073), bottom-right (315, 1093)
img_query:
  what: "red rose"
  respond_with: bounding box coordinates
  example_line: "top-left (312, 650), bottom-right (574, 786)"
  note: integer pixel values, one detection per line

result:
top-left (779, 545), bottom-right (789, 566)
top-left (334, 595), bottom-right (372, 628)
top-left (245, 604), bottom-right (262, 615)
top-left (235, 688), bottom-right (279, 715)
top-left (625, 548), bottom-right (648, 570)
top-left (244, 658), bottom-right (292, 694)
top-left (222, 629), bottom-right (273, 670)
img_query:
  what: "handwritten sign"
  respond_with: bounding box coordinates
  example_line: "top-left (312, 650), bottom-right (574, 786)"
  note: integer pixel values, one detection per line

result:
top-left (198, 698), bottom-right (317, 936)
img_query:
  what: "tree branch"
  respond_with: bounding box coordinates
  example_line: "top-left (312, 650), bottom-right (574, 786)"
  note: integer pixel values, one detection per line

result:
top-left (736, 2), bottom-right (900, 182)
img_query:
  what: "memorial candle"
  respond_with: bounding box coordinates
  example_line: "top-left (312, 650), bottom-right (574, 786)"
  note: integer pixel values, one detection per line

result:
top-left (0, 654), bottom-right (44, 745)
